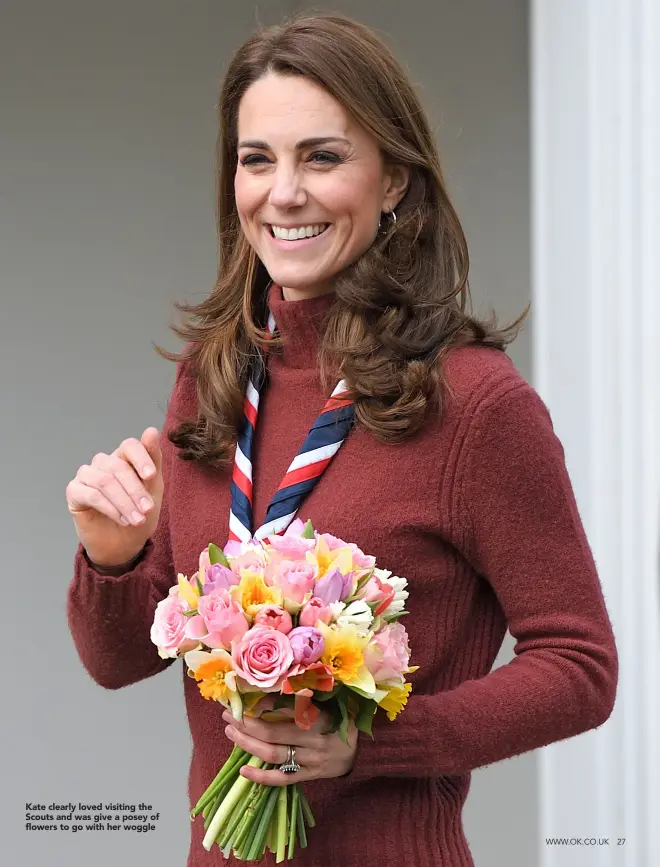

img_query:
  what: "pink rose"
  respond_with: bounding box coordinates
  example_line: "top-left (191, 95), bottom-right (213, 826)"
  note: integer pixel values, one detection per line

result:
top-left (299, 597), bottom-right (333, 628)
top-left (232, 627), bottom-right (294, 690)
top-left (363, 622), bottom-right (411, 684)
top-left (253, 604), bottom-right (293, 634)
top-left (191, 590), bottom-right (250, 650)
top-left (272, 560), bottom-right (317, 604)
top-left (267, 521), bottom-right (317, 561)
top-left (231, 548), bottom-right (268, 581)
top-left (150, 595), bottom-right (200, 658)
top-left (317, 533), bottom-right (376, 570)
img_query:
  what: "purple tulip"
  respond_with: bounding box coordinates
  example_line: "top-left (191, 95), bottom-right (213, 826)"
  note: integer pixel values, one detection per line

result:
top-left (203, 563), bottom-right (239, 595)
top-left (313, 568), bottom-right (343, 605)
top-left (341, 570), bottom-right (357, 601)
top-left (287, 626), bottom-right (325, 665)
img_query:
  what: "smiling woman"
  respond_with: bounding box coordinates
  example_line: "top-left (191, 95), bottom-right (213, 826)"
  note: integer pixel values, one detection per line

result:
top-left (67, 10), bottom-right (618, 867)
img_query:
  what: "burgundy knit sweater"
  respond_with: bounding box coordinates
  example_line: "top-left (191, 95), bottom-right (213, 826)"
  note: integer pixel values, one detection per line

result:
top-left (67, 282), bottom-right (618, 867)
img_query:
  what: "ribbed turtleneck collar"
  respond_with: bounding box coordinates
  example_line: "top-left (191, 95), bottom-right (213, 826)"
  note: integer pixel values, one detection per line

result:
top-left (266, 281), bottom-right (336, 370)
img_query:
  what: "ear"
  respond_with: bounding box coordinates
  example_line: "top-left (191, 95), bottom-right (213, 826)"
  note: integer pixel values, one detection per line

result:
top-left (381, 163), bottom-right (411, 212)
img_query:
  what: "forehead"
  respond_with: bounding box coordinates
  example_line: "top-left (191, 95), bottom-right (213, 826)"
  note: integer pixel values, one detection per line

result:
top-left (237, 72), bottom-right (355, 140)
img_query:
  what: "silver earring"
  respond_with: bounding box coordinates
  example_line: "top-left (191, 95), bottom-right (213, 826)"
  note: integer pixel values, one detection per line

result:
top-left (378, 208), bottom-right (397, 234)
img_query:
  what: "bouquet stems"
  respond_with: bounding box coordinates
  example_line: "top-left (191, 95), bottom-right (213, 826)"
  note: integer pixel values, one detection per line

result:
top-left (191, 749), bottom-right (317, 862)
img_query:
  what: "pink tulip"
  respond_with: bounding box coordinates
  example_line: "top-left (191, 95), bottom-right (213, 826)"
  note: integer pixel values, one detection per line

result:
top-left (253, 604), bottom-right (293, 634)
top-left (299, 597), bottom-right (333, 628)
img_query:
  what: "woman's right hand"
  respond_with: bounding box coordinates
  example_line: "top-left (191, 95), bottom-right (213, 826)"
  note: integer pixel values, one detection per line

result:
top-left (66, 427), bottom-right (165, 569)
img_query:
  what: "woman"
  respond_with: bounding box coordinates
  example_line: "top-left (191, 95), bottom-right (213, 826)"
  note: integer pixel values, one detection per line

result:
top-left (66, 12), bottom-right (618, 867)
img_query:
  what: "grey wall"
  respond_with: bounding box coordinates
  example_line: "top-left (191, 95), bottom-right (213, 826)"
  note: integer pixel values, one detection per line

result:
top-left (1, 1), bottom-right (533, 865)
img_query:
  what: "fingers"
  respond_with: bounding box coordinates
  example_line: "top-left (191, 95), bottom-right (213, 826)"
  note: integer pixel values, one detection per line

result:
top-left (224, 725), bottom-right (319, 785)
top-left (140, 427), bottom-right (163, 478)
top-left (113, 431), bottom-right (161, 482)
top-left (74, 455), bottom-right (154, 527)
top-left (222, 710), bottom-right (316, 748)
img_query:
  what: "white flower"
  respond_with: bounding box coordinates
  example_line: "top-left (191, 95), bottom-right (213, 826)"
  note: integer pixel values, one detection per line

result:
top-left (336, 599), bottom-right (374, 634)
top-left (328, 601), bottom-right (346, 622)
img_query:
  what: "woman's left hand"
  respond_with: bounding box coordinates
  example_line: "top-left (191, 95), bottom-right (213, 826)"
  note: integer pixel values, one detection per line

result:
top-left (221, 708), bottom-right (358, 786)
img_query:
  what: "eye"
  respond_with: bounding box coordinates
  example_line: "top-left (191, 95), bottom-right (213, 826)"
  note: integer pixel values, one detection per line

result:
top-left (238, 151), bottom-right (342, 167)
top-left (309, 151), bottom-right (342, 164)
top-left (239, 154), bottom-right (268, 166)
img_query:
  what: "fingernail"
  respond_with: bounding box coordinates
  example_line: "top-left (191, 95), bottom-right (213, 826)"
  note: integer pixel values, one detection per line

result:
top-left (143, 466), bottom-right (154, 478)
top-left (225, 725), bottom-right (235, 737)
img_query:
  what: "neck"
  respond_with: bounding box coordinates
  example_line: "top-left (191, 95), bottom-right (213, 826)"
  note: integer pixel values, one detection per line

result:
top-left (281, 284), bottom-right (335, 302)
top-left (266, 282), bottom-right (336, 369)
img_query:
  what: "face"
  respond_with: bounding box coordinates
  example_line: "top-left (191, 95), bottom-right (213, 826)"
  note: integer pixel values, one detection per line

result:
top-left (234, 72), bottom-right (409, 301)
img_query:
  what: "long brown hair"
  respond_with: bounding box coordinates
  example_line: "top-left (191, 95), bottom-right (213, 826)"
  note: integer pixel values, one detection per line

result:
top-left (154, 11), bottom-right (528, 469)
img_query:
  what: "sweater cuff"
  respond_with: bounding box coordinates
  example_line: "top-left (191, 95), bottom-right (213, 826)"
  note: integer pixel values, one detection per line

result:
top-left (83, 543), bottom-right (149, 576)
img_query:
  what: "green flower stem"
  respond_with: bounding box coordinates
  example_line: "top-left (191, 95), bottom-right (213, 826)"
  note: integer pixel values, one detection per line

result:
top-left (275, 786), bottom-right (288, 863)
top-left (225, 779), bottom-right (270, 853)
top-left (287, 785), bottom-right (300, 859)
top-left (299, 789), bottom-right (316, 828)
top-left (202, 756), bottom-right (265, 850)
top-left (203, 778), bottom-right (236, 830)
top-left (267, 815), bottom-right (277, 853)
top-left (244, 786), bottom-right (280, 861)
top-left (295, 796), bottom-right (307, 849)
top-left (217, 779), bottom-right (260, 847)
top-left (192, 747), bottom-right (249, 816)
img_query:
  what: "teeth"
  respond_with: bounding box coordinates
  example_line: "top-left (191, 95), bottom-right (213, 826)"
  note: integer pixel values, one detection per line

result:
top-left (271, 224), bottom-right (329, 240)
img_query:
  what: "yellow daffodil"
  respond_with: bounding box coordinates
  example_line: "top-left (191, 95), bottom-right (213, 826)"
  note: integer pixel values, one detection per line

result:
top-left (184, 649), bottom-right (237, 705)
top-left (307, 535), bottom-right (354, 580)
top-left (379, 682), bottom-right (413, 721)
top-left (230, 571), bottom-right (282, 619)
top-left (177, 572), bottom-right (201, 610)
top-left (317, 621), bottom-right (376, 696)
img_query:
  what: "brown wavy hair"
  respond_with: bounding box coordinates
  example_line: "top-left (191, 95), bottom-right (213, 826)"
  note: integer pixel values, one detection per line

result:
top-left (154, 10), bottom-right (529, 469)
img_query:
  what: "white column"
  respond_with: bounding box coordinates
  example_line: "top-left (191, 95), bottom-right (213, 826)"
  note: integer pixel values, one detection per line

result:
top-left (531, 1), bottom-right (660, 866)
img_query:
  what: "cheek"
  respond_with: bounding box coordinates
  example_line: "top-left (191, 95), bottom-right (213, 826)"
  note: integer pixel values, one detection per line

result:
top-left (326, 177), bottom-right (381, 234)
top-left (234, 174), bottom-right (261, 222)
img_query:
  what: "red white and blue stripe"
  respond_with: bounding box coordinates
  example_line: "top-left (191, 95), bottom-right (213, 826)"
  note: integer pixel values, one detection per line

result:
top-left (229, 299), bottom-right (355, 543)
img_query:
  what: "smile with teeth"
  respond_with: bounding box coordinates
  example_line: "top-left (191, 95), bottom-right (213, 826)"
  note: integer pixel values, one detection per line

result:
top-left (269, 223), bottom-right (330, 240)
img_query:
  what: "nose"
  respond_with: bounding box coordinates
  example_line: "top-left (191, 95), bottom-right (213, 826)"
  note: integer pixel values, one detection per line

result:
top-left (268, 164), bottom-right (307, 210)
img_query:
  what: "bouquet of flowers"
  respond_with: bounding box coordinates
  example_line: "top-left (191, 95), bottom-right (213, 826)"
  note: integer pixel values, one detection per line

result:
top-left (150, 518), bottom-right (417, 862)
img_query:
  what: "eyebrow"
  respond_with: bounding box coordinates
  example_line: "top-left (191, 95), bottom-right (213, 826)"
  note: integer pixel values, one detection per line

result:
top-left (237, 136), bottom-right (351, 150)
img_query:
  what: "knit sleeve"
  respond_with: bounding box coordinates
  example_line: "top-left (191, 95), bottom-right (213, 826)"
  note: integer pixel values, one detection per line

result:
top-left (348, 378), bottom-right (618, 781)
top-left (65, 361), bottom-right (187, 690)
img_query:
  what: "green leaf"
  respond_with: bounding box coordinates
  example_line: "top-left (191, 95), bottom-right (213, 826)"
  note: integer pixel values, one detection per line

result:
top-left (354, 567), bottom-right (375, 594)
top-left (208, 543), bottom-right (230, 567)
top-left (355, 699), bottom-right (378, 738)
top-left (347, 683), bottom-right (389, 703)
top-left (323, 698), bottom-right (343, 735)
top-left (337, 696), bottom-right (350, 745)
top-left (384, 610), bottom-right (409, 622)
top-left (272, 694), bottom-right (293, 711)
top-left (195, 574), bottom-right (204, 596)
top-left (313, 683), bottom-right (343, 702)
top-left (182, 609), bottom-right (198, 618)
top-left (300, 520), bottom-right (315, 539)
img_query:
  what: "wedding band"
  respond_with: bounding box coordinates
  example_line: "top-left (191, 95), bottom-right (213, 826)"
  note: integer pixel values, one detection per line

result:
top-left (278, 744), bottom-right (301, 775)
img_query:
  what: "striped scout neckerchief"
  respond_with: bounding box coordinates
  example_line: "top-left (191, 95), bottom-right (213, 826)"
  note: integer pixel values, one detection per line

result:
top-left (228, 286), bottom-right (356, 544)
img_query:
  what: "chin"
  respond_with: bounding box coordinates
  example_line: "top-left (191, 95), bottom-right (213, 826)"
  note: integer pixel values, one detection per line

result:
top-left (265, 268), bottom-right (331, 290)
